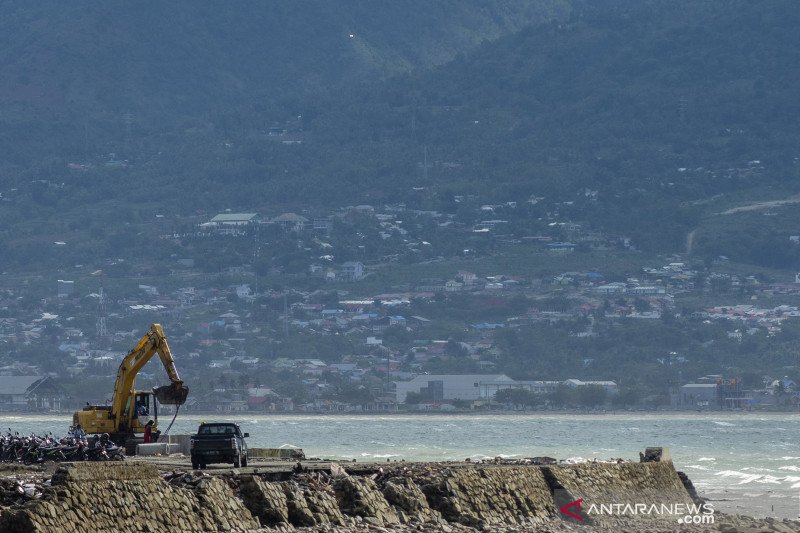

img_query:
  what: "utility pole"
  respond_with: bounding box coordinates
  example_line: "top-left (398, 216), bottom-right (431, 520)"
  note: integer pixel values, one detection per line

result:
top-left (83, 120), bottom-right (90, 155)
top-left (96, 287), bottom-right (108, 338)
top-left (253, 223), bottom-right (260, 297)
top-left (122, 112), bottom-right (134, 156)
top-left (283, 292), bottom-right (289, 338)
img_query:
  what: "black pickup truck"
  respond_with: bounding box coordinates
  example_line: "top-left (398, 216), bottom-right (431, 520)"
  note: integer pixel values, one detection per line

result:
top-left (190, 422), bottom-right (249, 469)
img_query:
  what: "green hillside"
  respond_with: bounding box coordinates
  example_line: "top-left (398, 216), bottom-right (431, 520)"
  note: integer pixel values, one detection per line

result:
top-left (0, 0), bottom-right (568, 166)
top-left (1, 0), bottom-right (799, 264)
top-left (305, 0), bottom-right (800, 251)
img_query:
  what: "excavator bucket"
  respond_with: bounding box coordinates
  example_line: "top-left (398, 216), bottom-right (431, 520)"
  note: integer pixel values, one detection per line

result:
top-left (153, 382), bottom-right (189, 405)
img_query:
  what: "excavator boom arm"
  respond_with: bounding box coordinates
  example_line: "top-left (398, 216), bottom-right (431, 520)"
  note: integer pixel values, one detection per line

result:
top-left (110, 324), bottom-right (187, 420)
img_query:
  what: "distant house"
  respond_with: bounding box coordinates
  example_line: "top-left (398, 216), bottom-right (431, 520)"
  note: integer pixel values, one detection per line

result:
top-left (340, 261), bottom-right (365, 281)
top-left (627, 286), bottom-right (666, 295)
top-left (0, 376), bottom-right (65, 411)
top-left (445, 280), bottom-right (464, 292)
top-left (546, 242), bottom-right (576, 254)
top-left (312, 217), bottom-right (333, 232)
top-left (677, 383), bottom-right (718, 407)
top-left (271, 213), bottom-right (308, 231)
top-left (202, 213), bottom-right (260, 235)
top-left (234, 284), bottom-right (254, 301)
top-left (562, 379), bottom-right (619, 395)
top-left (57, 280), bottom-right (75, 298)
top-left (458, 271), bottom-right (478, 285)
top-left (594, 283), bottom-right (627, 295)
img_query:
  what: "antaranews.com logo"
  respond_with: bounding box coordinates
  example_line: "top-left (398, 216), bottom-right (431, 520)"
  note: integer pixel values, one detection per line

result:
top-left (559, 496), bottom-right (715, 525)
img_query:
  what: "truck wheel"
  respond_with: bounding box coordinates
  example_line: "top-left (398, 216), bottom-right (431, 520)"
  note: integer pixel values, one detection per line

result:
top-left (233, 454), bottom-right (242, 468)
top-left (191, 457), bottom-right (199, 470)
top-left (241, 455), bottom-right (247, 468)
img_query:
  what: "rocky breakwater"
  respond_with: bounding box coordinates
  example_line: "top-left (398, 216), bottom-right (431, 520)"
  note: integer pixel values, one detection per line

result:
top-left (239, 463), bottom-right (554, 529)
top-left (544, 461), bottom-right (697, 527)
top-left (0, 461), bottom-right (259, 532)
top-left (1, 459), bottom-right (799, 532)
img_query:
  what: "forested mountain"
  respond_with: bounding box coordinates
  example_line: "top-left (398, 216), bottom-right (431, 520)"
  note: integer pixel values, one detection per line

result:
top-left (1, 0), bottom-right (799, 260)
top-left (0, 0), bottom-right (568, 166)
top-left (307, 0), bottom-right (800, 251)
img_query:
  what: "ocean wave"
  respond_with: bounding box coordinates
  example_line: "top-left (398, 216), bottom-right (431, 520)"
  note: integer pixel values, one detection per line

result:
top-left (561, 457), bottom-right (588, 464)
top-left (712, 421), bottom-right (736, 426)
top-left (369, 441), bottom-right (397, 447)
top-left (714, 471), bottom-right (782, 484)
top-left (684, 465), bottom-right (710, 471)
top-left (697, 457), bottom-right (716, 462)
top-left (716, 470), bottom-right (749, 478)
top-left (779, 466), bottom-right (800, 472)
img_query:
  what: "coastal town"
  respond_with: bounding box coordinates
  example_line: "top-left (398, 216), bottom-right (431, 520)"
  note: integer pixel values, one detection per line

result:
top-left (2, 197), bottom-right (799, 414)
top-left (4, 4), bottom-right (800, 531)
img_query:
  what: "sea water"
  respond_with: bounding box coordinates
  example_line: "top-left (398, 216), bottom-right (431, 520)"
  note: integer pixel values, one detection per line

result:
top-left (3, 412), bottom-right (798, 518)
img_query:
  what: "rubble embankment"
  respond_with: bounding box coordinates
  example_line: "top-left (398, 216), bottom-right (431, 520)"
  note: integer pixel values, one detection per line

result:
top-left (0, 459), bottom-right (796, 532)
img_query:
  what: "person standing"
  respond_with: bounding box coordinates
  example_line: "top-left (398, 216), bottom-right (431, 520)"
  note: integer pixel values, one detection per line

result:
top-left (143, 420), bottom-right (154, 443)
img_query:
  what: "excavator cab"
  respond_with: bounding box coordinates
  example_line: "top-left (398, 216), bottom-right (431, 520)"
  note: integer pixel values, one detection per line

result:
top-left (134, 392), bottom-right (152, 417)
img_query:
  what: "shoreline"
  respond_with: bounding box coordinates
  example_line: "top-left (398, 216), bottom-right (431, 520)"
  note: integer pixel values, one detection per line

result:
top-left (1, 409), bottom-right (799, 418)
top-left (1, 410), bottom-right (796, 522)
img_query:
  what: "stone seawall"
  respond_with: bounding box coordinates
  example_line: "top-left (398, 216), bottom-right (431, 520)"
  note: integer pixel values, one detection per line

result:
top-left (0, 460), bottom-right (781, 532)
top-left (0, 462), bottom-right (259, 533)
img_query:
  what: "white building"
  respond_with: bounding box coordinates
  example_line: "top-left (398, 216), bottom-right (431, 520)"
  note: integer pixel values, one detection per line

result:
top-left (202, 213), bottom-right (260, 235)
top-left (394, 374), bottom-right (512, 403)
top-left (340, 261), bottom-right (365, 281)
top-left (562, 379), bottom-right (619, 395)
top-left (677, 383), bottom-right (717, 406)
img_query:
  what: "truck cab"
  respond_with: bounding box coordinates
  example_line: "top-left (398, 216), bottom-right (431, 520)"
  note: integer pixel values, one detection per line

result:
top-left (190, 422), bottom-right (249, 469)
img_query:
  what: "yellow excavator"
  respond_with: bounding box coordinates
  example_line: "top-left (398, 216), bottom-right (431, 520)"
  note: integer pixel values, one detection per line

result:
top-left (72, 323), bottom-right (189, 452)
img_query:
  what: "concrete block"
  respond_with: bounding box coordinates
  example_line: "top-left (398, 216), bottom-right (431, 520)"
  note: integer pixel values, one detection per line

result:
top-left (642, 447), bottom-right (671, 462)
top-left (136, 443), bottom-right (180, 456)
top-left (161, 433), bottom-right (192, 455)
top-left (249, 447), bottom-right (306, 459)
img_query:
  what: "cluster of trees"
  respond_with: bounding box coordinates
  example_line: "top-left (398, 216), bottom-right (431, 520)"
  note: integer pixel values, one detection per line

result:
top-left (493, 385), bottom-right (609, 408)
